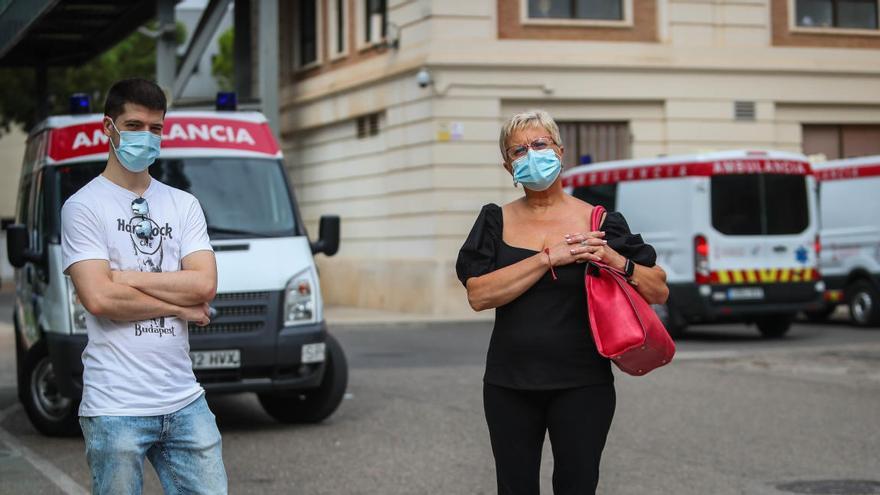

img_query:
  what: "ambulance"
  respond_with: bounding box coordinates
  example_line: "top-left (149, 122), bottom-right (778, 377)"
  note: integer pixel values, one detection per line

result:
top-left (810, 155), bottom-right (880, 327)
top-left (562, 150), bottom-right (825, 338)
top-left (6, 100), bottom-right (347, 436)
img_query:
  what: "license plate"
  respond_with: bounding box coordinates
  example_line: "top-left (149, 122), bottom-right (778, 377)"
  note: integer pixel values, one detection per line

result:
top-left (191, 350), bottom-right (240, 370)
top-left (727, 287), bottom-right (765, 300)
top-left (302, 343), bottom-right (326, 364)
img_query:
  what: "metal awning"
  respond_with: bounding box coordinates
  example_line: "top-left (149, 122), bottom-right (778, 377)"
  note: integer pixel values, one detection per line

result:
top-left (0, 0), bottom-right (158, 67)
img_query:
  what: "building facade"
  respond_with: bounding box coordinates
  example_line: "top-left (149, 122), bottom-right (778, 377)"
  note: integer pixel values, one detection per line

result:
top-left (275, 0), bottom-right (880, 315)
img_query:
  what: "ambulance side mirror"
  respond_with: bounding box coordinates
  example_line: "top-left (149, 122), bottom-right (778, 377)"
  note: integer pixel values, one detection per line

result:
top-left (6, 224), bottom-right (43, 268)
top-left (311, 215), bottom-right (340, 257)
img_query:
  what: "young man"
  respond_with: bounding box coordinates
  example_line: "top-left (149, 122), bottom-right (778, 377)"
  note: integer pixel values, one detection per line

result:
top-left (62, 78), bottom-right (227, 494)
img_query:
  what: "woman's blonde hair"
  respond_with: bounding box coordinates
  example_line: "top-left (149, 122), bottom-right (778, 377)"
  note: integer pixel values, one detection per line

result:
top-left (499, 109), bottom-right (562, 160)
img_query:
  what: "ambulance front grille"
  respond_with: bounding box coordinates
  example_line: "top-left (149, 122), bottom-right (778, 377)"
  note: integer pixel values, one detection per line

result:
top-left (188, 291), bottom-right (277, 335)
top-left (189, 321), bottom-right (264, 334)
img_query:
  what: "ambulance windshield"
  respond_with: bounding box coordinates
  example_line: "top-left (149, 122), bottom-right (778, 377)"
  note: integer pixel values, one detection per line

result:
top-left (56, 158), bottom-right (297, 239)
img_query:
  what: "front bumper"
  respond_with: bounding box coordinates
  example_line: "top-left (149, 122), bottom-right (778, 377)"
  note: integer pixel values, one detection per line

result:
top-left (45, 320), bottom-right (330, 399)
top-left (191, 320), bottom-right (327, 394)
top-left (669, 281), bottom-right (824, 323)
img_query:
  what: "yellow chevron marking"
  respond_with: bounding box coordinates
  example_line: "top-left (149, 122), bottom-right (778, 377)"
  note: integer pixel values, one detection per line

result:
top-left (712, 268), bottom-right (817, 284)
top-left (779, 269), bottom-right (791, 283)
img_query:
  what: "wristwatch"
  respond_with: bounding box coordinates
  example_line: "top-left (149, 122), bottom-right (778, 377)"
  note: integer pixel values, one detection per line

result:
top-left (624, 258), bottom-right (635, 278)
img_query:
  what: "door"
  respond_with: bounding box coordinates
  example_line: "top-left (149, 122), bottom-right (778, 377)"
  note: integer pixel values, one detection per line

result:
top-left (708, 173), bottom-right (817, 290)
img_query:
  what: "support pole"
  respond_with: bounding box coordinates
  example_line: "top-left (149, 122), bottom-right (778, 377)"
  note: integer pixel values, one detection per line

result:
top-left (156, 0), bottom-right (176, 96)
top-left (234, 0), bottom-right (252, 99)
top-left (257, 0), bottom-right (279, 137)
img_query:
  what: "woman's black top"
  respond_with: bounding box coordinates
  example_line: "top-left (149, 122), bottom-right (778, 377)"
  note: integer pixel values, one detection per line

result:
top-left (456, 203), bottom-right (657, 390)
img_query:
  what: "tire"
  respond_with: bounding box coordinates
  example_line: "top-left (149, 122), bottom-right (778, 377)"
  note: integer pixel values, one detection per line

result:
top-left (14, 318), bottom-right (27, 404)
top-left (259, 333), bottom-right (349, 424)
top-left (653, 303), bottom-right (686, 339)
top-left (20, 343), bottom-right (80, 437)
top-left (847, 280), bottom-right (880, 327)
top-left (756, 315), bottom-right (793, 339)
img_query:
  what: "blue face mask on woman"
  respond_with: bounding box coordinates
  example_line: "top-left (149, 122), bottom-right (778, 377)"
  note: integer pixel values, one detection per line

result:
top-left (108, 119), bottom-right (161, 173)
top-left (512, 149), bottom-right (562, 191)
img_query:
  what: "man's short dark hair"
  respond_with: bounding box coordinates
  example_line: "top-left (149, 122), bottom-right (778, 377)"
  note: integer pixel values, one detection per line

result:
top-left (104, 78), bottom-right (167, 120)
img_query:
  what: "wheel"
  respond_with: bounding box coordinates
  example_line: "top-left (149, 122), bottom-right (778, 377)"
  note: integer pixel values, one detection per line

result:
top-left (847, 280), bottom-right (880, 327)
top-left (653, 303), bottom-right (686, 339)
top-left (756, 315), bottom-right (793, 339)
top-left (14, 318), bottom-right (27, 404)
top-left (20, 344), bottom-right (80, 437)
top-left (259, 333), bottom-right (348, 424)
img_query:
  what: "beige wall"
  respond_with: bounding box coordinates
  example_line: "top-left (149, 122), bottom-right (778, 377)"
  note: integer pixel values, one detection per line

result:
top-left (279, 0), bottom-right (880, 315)
top-left (0, 126), bottom-right (26, 219)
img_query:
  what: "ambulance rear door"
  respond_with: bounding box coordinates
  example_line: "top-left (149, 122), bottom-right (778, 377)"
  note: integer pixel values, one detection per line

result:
top-left (706, 168), bottom-right (818, 304)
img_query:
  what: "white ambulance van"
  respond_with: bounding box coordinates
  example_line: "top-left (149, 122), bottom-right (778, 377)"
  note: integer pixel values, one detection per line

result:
top-left (6, 106), bottom-right (347, 436)
top-left (810, 155), bottom-right (880, 327)
top-left (562, 150), bottom-right (824, 338)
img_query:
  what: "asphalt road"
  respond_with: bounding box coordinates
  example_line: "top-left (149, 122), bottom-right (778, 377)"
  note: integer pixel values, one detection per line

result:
top-left (1, 291), bottom-right (879, 495)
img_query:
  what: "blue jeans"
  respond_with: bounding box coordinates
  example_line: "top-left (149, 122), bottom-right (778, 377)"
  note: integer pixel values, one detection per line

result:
top-left (79, 395), bottom-right (227, 495)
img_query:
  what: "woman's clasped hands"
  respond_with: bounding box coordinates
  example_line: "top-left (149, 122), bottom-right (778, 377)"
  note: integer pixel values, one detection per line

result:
top-left (545, 230), bottom-right (627, 271)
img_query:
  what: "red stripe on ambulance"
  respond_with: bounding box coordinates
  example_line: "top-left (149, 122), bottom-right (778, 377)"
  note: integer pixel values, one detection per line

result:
top-left (47, 116), bottom-right (280, 162)
top-left (562, 159), bottom-right (811, 188)
top-left (814, 164), bottom-right (880, 182)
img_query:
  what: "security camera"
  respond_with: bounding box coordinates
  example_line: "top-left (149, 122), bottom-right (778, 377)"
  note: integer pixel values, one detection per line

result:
top-left (416, 67), bottom-right (432, 88)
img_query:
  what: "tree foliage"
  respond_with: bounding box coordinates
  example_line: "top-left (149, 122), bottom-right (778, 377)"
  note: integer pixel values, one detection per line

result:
top-left (212, 28), bottom-right (235, 92)
top-left (0, 22), bottom-right (185, 137)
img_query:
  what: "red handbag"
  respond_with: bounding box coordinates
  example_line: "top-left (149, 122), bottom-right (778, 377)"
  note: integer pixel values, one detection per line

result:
top-left (585, 205), bottom-right (675, 376)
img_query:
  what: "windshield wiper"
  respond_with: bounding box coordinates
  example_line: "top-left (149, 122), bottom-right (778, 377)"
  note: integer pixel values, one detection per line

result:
top-left (207, 226), bottom-right (272, 238)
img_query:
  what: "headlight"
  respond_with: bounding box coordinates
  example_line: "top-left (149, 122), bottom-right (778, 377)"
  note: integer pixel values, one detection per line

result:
top-left (66, 276), bottom-right (88, 334)
top-left (283, 270), bottom-right (317, 326)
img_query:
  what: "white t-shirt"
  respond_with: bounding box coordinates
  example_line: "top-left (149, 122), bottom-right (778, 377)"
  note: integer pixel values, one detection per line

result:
top-left (61, 175), bottom-right (213, 416)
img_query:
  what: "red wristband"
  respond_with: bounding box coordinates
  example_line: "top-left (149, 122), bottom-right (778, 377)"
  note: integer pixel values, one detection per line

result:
top-left (543, 248), bottom-right (558, 281)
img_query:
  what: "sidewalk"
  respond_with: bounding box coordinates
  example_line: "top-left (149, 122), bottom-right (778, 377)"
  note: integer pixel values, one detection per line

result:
top-left (324, 305), bottom-right (493, 326)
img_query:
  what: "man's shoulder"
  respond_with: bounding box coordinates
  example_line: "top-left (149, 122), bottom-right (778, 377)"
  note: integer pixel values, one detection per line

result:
top-left (62, 178), bottom-right (101, 212)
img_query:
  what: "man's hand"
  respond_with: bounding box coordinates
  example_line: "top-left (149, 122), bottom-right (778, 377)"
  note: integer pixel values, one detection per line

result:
top-left (177, 302), bottom-right (211, 327)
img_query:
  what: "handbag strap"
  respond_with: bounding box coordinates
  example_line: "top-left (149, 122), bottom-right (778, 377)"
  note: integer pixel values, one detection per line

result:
top-left (590, 205), bottom-right (606, 232)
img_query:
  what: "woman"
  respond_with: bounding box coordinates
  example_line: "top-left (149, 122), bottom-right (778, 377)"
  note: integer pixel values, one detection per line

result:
top-left (456, 110), bottom-right (669, 495)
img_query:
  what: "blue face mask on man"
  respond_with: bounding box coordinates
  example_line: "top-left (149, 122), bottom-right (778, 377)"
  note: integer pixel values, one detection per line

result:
top-left (108, 119), bottom-right (161, 173)
top-left (512, 148), bottom-right (562, 191)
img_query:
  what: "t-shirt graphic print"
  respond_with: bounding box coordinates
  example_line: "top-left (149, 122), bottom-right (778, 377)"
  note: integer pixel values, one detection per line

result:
top-left (62, 175), bottom-right (213, 416)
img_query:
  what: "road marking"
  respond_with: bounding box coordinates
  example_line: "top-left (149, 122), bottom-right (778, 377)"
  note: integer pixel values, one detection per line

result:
top-left (0, 404), bottom-right (88, 495)
top-left (674, 350), bottom-right (746, 361)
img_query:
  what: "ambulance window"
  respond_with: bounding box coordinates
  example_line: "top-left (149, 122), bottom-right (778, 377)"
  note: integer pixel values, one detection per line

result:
top-left (711, 175), bottom-right (809, 235)
top-left (58, 162), bottom-right (105, 206)
top-left (16, 174), bottom-right (32, 225)
top-left (712, 175), bottom-right (762, 235)
top-left (150, 158), bottom-right (296, 238)
top-left (572, 184), bottom-right (617, 211)
top-left (764, 175), bottom-right (808, 234)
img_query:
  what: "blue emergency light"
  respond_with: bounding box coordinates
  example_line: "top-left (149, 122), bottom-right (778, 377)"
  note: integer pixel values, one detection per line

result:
top-left (70, 93), bottom-right (91, 114)
top-left (216, 92), bottom-right (237, 111)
